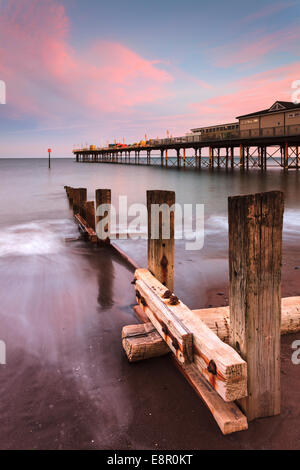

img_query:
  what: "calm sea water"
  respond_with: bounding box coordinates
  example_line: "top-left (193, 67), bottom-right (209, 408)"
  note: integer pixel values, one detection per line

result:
top-left (0, 158), bottom-right (300, 449)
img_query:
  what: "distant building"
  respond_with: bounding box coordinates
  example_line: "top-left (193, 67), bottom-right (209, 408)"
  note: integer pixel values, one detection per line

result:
top-left (237, 101), bottom-right (300, 137)
top-left (189, 122), bottom-right (239, 135)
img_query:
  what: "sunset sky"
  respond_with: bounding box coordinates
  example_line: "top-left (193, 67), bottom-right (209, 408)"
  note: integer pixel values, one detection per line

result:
top-left (0, 0), bottom-right (300, 157)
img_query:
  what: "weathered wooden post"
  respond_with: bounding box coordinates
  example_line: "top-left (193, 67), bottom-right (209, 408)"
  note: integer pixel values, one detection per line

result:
top-left (147, 190), bottom-right (175, 292)
top-left (73, 188), bottom-right (87, 216)
top-left (85, 201), bottom-right (96, 230)
top-left (228, 191), bottom-right (284, 421)
top-left (95, 189), bottom-right (111, 244)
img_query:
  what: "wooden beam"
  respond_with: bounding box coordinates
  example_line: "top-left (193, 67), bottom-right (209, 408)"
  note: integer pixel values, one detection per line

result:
top-left (122, 323), bottom-right (170, 362)
top-left (132, 304), bottom-right (248, 435)
top-left (228, 191), bottom-right (284, 421)
top-left (95, 189), bottom-right (111, 243)
top-left (74, 214), bottom-right (97, 242)
top-left (147, 190), bottom-right (175, 292)
top-left (129, 296), bottom-right (300, 359)
top-left (135, 278), bottom-right (193, 364)
top-left (193, 297), bottom-right (300, 342)
top-left (84, 201), bottom-right (96, 231)
top-left (134, 268), bottom-right (247, 402)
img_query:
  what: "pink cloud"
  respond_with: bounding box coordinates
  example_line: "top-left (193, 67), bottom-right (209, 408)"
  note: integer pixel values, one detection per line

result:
top-left (190, 62), bottom-right (300, 124)
top-left (0, 0), bottom-right (174, 119)
top-left (214, 26), bottom-right (300, 68)
top-left (240, 2), bottom-right (296, 23)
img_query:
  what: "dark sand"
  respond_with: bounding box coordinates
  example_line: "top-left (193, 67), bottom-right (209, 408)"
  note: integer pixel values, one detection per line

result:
top-left (0, 241), bottom-right (299, 450)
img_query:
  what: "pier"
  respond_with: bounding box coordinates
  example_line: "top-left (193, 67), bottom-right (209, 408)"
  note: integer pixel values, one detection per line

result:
top-left (73, 100), bottom-right (300, 170)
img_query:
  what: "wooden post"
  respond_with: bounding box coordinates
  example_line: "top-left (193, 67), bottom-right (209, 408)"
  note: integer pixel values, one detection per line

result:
top-left (183, 148), bottom-right (186, 167)
top-left (165, 149), bottom-right (168, 167)
top-left (85, 201), bottom-right (96, 230)
top-left (95, 189), bottom-right (111, 244)
top-left (228, 191), bottom-right (284, 421)
top-left (296, 146), bottom-right (299, 169)
top-left (73, 188), bottom-right (87, 216)
top-left (147, 190), bottom-right (175, 292)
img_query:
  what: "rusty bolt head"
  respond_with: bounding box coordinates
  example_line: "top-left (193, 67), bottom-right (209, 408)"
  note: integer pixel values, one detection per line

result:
top-left (172, 338), bottom-right (179, 350)
top-left (131, 279), bottom-right (137, 285)
top-left (169, 295), bottom-right (179, 306)
top-left (207, 360), bottom-right (217, 376)
top-left (162, 290), bottom-right (172, 299)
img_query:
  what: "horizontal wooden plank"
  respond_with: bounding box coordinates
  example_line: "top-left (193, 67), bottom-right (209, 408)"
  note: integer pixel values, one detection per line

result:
top-left (135, 279), bottom-right (193, 364)
top-left (122, 323), bottom-right (170, 362)
top-left (132, 296), bottom-right (300, 359)
top-left (134, 269), bottom-right (247, 402)
top-left (192, 296), bottom-right (300, 343)
top-left (132, 305), bottom-right (248, 435)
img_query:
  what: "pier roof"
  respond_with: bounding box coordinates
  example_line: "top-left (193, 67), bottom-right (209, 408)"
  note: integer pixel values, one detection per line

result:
top-left (237, 101), bottom-right (300, 119)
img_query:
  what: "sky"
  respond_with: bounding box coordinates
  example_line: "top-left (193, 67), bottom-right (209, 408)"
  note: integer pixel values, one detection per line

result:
top-left (0, 0), bottom-right (300, 157)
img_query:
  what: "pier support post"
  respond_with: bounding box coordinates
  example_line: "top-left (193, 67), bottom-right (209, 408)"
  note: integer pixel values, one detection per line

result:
top-left (95, 189), bottom-right (111, 244)
top-left (209, 146), bottom-right (213, 168)
top-left (230, 147), bottom-right (234, 169)
top-left (225, 147), bottom-right (229, 170)
top-left (246, 147), bottom-right (249, 170)
top-left (147, 190), bottom-right (175, 292)
top-left (165, 149), bottom-right (168, 167)
top-left (239, 144), bottom-right (244, 170)
top-left (284, 142), bottom-right (289, 170)
top-left (228, 191), bottom-right (284, 421)
top-left (183, 148), bottom-right (186, 167)
top-left (176, 148), bottom-right (181, 168)
top-left (160, 149), bottom-right (164, 167)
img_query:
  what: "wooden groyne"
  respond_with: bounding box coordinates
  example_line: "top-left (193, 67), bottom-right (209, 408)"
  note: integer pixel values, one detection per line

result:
top-left (64, 185), bottom-right (300, 435)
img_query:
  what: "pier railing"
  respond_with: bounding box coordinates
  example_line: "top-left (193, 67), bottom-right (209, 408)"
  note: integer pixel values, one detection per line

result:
top-left (153, 124), bottom-right (300, 146)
